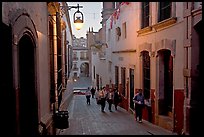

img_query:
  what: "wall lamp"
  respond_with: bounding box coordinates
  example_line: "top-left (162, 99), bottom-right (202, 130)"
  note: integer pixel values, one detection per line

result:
top-left (61, 4), bottom-right (84, 30)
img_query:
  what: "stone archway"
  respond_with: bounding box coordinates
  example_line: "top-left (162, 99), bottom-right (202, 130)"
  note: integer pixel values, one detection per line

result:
top-left (9, 9), bottom-right (39, 135)
top-left (80, 62), bottom-right (89, 77)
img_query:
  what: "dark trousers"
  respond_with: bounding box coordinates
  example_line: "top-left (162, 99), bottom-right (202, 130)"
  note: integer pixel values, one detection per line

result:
top-left (114, 101), bottom-right (119, 110)
top-left (91, 93), bottom-right (95, 98)
top-left (135, 104), bottom-right (143, 121)
top-left (86, 96), bottom-right (91, 104)
top-left (107, 99), bottom-right (113, 111)
top-left (100, 98), bottom-right (106, 111)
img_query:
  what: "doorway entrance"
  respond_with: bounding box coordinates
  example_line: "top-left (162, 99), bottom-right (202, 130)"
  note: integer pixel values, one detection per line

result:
top-left (18, 34), bottom-right (38, 135)
top-left (129, 69), bottom-right (134, 110)
top-left (157, 49), bottom-right (173, 116)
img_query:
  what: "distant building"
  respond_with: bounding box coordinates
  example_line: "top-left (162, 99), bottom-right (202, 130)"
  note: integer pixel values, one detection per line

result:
top-left (72, 35), bottom-right (87, 47)
top-left (72, 35), bottom-right (89, 78)
top-left (87, 27), bottom-right (107, 90)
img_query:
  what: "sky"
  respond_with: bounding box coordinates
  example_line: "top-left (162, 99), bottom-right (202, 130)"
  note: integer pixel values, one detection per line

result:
top-left (67, 2), bottom-right (103, 38)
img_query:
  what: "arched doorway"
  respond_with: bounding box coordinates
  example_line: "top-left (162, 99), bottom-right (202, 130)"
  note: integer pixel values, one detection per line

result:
top-left (80, 62), bottom-right (89, 77)
top-left (18, 34), bottom-right (38, 135)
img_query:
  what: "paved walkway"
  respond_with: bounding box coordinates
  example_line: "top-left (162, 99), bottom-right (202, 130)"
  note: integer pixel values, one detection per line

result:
top-left (60, 76), bottom-right (92, 110)
top-left (58, 95), bottom-right (176, 135)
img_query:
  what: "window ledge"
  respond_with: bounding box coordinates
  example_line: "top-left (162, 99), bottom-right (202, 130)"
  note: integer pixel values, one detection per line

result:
top-left (192, 7), bottom-right (202, 16)
top-left (152, 17), bottom-right (177, 31)
top-left (137, 17), bottom-right (177, 36)
top-left (112, 49), bottom-right (136, 53)
top-left (137, 26), bottom-right (152, 35)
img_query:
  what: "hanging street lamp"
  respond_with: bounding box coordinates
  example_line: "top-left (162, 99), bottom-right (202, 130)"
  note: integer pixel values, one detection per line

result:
top-left (61, 3), bottom-right (84, 30)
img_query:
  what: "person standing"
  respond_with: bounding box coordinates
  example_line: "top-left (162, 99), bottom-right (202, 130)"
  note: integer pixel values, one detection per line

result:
top-left (85, 87), bottom-right (91, 105)
top-left (98, 87), bottom-right (107, 112)
top-left (133, 89), bottom-right (144, 123)
top-left (113, 87), bottom-right (121, 110)
top-left (90, 87), bottom-right (96, 98)
top-left (106, 89), bottom-right (114, 112)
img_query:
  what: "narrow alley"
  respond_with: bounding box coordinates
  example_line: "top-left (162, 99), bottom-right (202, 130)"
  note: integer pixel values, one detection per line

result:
top-left (2, 2), bottom-right (202, 135)
top-left (58, 76), bottom-right (176, 135)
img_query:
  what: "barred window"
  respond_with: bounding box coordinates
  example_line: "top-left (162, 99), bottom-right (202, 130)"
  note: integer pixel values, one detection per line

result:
top-left (141, 2), bottom-right (150, 28)
top-left (158, 2), bottom-right (172, 22)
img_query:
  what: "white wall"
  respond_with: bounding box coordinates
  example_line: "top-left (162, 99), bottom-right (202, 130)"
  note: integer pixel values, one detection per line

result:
top-left (105, 2), bottom-right (185, 90)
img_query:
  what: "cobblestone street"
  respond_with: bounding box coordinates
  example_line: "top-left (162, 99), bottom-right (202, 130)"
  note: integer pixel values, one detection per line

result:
top-left (59, 77), bottom-right (176, 135)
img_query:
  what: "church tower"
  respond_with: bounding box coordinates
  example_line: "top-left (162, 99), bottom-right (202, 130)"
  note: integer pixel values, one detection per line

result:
top-left (101, 2), bottom-right (116, 26)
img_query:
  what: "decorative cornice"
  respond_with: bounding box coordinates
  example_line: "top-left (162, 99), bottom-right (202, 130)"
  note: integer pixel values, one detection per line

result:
top-left (137, 17), bottom-right (177, 36)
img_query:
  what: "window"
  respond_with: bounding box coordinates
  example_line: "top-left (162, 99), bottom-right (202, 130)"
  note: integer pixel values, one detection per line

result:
top-left (122, 22), bottom-right (127, 39)
top-left (80, 52), bottom-right (88, 59)
top-left (158, 2), bottom-right (172, 22)
top-left (73, 52), bottom-right (77, 60)
top-left (116, 27), bottom-right (121, 41)
top-left (73, 64), bottom-right (77, 69)
top-left (141, 2), bottom-right (150, 28)
top-left (80, 52), bottom-right (84, 58)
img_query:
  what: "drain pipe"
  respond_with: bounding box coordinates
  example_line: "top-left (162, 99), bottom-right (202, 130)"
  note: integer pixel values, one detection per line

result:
top-left (53, 14), bottom-right (58, 111)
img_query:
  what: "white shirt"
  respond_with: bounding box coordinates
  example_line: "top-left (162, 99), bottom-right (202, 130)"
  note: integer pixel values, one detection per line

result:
top-left (85, 90), bottom-right (91, 96)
